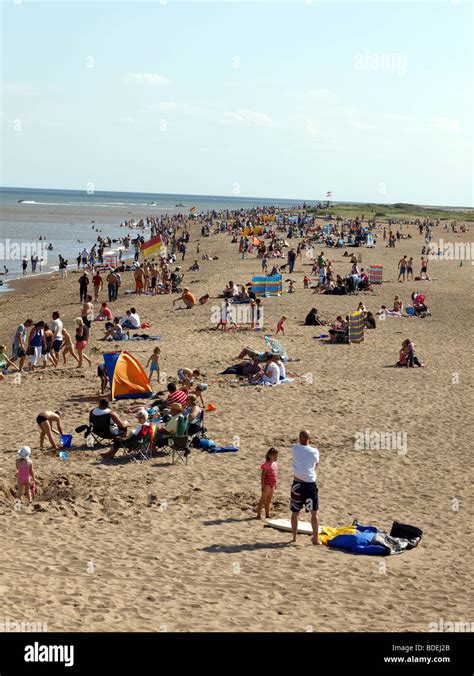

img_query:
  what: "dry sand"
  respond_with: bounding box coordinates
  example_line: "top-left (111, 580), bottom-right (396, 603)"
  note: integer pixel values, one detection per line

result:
top-left (0, 221), bottom-right (472, 632)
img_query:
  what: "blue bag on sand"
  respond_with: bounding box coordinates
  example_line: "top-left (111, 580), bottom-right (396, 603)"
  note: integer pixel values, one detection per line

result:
top-left (199, 438), bottom-right (216, 450)
top-left (210, 446), bottom-right (239, 453)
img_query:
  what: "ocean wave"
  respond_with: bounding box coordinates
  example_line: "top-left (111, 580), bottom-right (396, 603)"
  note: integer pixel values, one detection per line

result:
top-left (18, 201), bottom-right (140, 208)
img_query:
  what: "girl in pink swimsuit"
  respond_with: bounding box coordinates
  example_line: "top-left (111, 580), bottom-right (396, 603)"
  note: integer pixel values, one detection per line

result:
top-left (257, 447), bottom-right (279, 520)
top-left (16, 446), bottom-right (37, 503)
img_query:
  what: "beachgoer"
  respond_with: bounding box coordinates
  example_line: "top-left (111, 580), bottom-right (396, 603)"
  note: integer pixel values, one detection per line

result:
top-left (28, 321), bottom-right (46, 371)
top-left (397, 255), bottom-right (408, 282)
top-left (79, 272), bottom-right (89, 303)
top-left (257, 447), bottom-right (279, 520)
top-left (50, 311), bottom-right (63, 366)
top-left (92, 270), bottom-right (103, 301)
top-left (81, 295), bottom-right (94, 328)
top-left (36, 410), bottom-right (63, 449)
top-left (62, 328), bottom-right (80, 365)
top-left (290, 430), bottom-right (320, 545)
top-left (74, 318), bottom-right (92, 367)
top-left (173, 288), bottom-right (196, 309)
top-left (16, 446), bottom-right (37, 504)
top-left (420, 256), bottom-right (429, 280)
top-left (98, 363), bottom-right (109, 395)
top-left (121, 308), bottom-right (141, 330)
top-left (11, 319), bottom-right (33, 371)
top-left (0, 344), bottom-right (20, 377)
top-left (276, 316), bottom-right (287, 335)
top-left (404, 338), bottom-right (425, 367)
top-left (147, 347), bottom-right (161, 384)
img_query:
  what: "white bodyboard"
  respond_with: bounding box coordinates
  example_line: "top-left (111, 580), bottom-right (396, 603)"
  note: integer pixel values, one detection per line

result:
top-left (265, 518), bottom-right (321, 534)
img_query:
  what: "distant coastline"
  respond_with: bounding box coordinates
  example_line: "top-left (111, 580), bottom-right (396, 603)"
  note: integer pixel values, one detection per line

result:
top-left (1, 185), bottom-right (472, 211)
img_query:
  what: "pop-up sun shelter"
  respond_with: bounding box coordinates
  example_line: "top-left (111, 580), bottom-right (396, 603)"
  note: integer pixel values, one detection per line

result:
top-left (103, 351), bottom-right (153, 400)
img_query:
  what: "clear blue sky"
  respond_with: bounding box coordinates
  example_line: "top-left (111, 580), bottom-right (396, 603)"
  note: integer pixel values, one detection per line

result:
top-left (1, 0), bottom-right (473, 206)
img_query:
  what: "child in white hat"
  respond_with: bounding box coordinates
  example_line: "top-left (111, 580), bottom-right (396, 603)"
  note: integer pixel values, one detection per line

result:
top-left (16, 447), bottom-right (37, 504)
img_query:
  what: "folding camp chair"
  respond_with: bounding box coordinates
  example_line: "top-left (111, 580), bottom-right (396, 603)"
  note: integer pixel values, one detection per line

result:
top-left (120, 427), bottom-right (154, 463)
top-left (168, 435), bottom-right (192, 465)
top-left (75, 412), bottom-right (124, 449)
top-left (167, 414), bottom-right (191, 465)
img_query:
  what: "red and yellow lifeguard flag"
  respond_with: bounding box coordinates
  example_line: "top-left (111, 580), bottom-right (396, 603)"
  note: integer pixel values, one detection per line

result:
top-left (189, 206), bottom-right (196, 213)
top-left (140, 235), bottom-right (162, 257)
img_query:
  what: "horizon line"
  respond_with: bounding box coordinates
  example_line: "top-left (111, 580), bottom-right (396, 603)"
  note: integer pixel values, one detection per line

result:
top-left (1, 185), bottom-right (472, 211)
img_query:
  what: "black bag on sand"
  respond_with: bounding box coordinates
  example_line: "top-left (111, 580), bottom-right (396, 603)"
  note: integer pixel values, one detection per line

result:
top-left (390, 521), bottom-right (423, 542)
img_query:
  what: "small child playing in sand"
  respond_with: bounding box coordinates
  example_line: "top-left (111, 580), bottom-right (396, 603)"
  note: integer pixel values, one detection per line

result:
top-left (303, 276), bottom-right (311, 289)
top-left (146, 347), bottom-right (161, 383)
top-left (288, 280), bottom-right (295, 293)
top-left (0, 345), bottom-right (20, 380)
top-left (16, 446), bottom-right (37, 504)
top-left (257, 447), bottom-right (278, 519)
top-left (276, 316), bottom-right (287, 335)
top-left (97, 362), bottom-right (108, 395)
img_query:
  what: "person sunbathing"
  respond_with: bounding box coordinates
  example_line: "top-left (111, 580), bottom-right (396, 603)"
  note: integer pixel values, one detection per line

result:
top-left (236, 347), bottom-right (275, 362)
top-left (377, 305), bottom-right (402, 318)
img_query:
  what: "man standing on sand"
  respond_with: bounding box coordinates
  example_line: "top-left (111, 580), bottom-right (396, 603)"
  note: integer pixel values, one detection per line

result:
top-left (92, 269), bottom-right (103, 301)
top-left (288, 248), bottom-right (297, 274)
top-left (397, 255), bottom-right (408, 282)
top-left (134, 265), bottom-right (146, 296)
top-left (51, 311), bottom-right (63, 367)
top-left (420, 256), bottom-right (430, 280)
top-left (11, 319), bottom-right (33, 371)
top-left (290, 430), bottom-right (321, 545)
top-left (106, 269), bottom-right (118, 302)
top-left (79, 271), bottom-right (89, 303)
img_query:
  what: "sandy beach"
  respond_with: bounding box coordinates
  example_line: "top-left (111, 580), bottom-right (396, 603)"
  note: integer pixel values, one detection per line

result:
top-left (0, 217), bottom-right (472, 633)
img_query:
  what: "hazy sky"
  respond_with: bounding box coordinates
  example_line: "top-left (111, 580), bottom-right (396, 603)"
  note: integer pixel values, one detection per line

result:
top-left (1, 0), bottom-right (473, 205)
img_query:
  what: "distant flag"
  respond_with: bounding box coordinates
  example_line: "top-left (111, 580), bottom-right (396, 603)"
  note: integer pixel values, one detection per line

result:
top-left (189, 206), bottom-right (196, 213)
top-left (140, 235), bottom-right (162, 257)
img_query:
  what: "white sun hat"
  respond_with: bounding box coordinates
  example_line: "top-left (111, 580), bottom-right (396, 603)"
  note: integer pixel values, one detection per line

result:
top-left (18, 446), bottom-right (31, 458)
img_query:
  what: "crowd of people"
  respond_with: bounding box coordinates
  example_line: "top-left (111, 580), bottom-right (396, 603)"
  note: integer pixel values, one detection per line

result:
top-left (3, 202), bottom-right (439, 551)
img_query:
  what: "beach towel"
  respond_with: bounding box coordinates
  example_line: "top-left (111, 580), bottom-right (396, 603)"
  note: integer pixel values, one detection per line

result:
top-left (348, 311), bottom-right (365, 343)
top-left (367, 265), bottom-right (383, 284)
top-left (266, 520), bottom-right (421, 555)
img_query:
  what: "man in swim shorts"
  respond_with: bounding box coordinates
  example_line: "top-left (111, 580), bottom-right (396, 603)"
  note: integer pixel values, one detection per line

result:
top-left (290, 430), bottom-right (320, 545)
